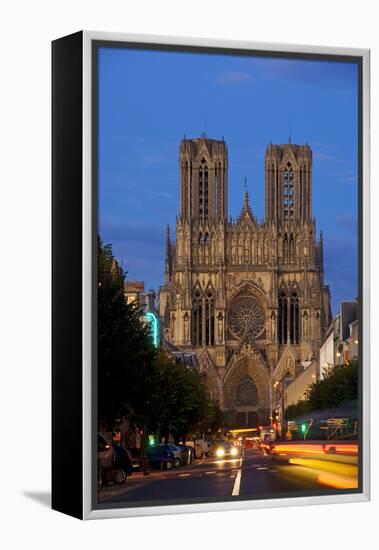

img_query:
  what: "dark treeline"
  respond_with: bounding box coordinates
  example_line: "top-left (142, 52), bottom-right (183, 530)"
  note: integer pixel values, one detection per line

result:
top-left (98, 238), bottom-right (223, 443)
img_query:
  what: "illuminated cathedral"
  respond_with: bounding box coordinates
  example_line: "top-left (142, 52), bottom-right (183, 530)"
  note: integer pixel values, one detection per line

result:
top-left (158, 136), bottom-right (331, 428)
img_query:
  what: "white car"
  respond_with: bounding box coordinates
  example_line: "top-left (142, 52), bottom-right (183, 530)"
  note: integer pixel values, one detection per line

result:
top-left (165, 444), bottom-right (183, 467)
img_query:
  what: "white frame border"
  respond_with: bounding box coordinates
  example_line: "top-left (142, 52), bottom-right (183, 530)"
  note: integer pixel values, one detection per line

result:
top-left (82, 31), bottom-right (370, 520)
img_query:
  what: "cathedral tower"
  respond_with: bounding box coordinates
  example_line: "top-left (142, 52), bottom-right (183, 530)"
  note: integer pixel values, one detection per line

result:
top-left (179, 136), bottom-right (228, 221)
top-left (159, 137), bottom-right (331, 430)
top-left (265, 143), bottom-right (312, 223)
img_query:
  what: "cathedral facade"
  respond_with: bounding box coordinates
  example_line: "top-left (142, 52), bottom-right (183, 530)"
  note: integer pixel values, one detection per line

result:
top-left (158, 136), bottom-right (332, 428)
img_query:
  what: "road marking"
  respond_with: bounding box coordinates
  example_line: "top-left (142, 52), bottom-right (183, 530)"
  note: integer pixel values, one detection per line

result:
top-left (205, 471), bottom-right (216, 475)
top-left (178, 473), bottom-right (191, 477)
top-left (257, 467), bottom-right (268, 470)
top-left (232, 458), bottom-right (242, 496)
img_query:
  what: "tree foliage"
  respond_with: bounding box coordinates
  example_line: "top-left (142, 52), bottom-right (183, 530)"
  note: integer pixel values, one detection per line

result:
top-left (98, 238), bottom-right (155, 428)
top-left (285, 359), bottom-right (358, 420)
top-left (97, 238), bottom-right (219, 439)
top-left (150, 350), bottom-right (217, 441)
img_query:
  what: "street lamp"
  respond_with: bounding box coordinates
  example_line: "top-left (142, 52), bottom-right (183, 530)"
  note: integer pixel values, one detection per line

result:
top-left (271, 380), bottom-right (282, 435)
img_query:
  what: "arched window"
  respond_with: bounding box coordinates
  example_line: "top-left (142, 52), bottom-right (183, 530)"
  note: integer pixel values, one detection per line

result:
top-left (290, 291), bottom-right (300, 344)
top-left (284, 164), bottom-right (294, 218)
top-left (199, 159), bottom-right (209, 218)
top-left (192, 290), bottom-right (202, 346)
top-left (278, 290), bottom-right (300, 345)
top-left (205, 288), bottom-right (215, 346)
top-left (278, 292), bottom-right (288, 344)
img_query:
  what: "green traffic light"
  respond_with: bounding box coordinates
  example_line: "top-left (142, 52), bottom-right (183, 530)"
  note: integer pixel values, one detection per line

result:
top-left (301, 423), bottom-right (307, 433)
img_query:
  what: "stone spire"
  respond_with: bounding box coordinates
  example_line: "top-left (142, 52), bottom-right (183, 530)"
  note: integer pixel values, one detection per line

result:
top-left (164, 225), bottom-right (171, 285)
top-left (238, 178), bottom-right (254, 221)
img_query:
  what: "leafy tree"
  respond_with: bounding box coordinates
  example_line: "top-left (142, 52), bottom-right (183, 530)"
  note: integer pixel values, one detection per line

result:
top-left (285, 359), bottom-right (358, 420)
top-left (285, 400), bottom-right (312, 420)
top-left (150, 350), bottom-right (217, 442)
top-left (97, 238), bottom-right (155, 429)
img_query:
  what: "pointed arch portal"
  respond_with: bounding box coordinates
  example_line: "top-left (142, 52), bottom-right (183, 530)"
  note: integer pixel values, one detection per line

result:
top-left (223, 354), bottom-right (270, 428)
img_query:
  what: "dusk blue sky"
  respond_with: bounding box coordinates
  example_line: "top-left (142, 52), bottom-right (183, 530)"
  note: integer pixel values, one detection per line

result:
top-left (98, 47), bottom-right (358, 315)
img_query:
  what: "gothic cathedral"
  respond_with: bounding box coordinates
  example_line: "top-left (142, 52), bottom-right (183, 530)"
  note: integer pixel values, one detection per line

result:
top-left (158, 137), bottom-right (332, 428)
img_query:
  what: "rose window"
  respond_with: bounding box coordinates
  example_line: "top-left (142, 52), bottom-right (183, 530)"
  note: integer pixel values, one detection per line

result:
top-left (228, 297), bottom-right (265, 342)
top-left (236, 377), bottom-right (259, 407)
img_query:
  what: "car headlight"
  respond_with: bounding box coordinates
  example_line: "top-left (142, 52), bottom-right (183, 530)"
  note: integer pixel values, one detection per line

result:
top-left (231, 447), bottom-right (238, 456)
top-left (216, 448), bottom-right (225, 458)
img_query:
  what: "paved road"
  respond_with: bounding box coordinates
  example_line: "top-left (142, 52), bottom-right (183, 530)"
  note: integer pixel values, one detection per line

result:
top-left (99, 448), bottom-right (330, 506)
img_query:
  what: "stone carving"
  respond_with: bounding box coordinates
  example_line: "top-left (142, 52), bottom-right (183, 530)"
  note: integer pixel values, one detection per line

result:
top-left (303, 311), bottom-right (309, 340)
top-left (228, 297), bottom-right (265, 342)
top-left (183, 312), bottom-right (189, 341)
top-left (170, 313), bottom-right (176, 339)
top-left (217, 312), bottom-right (224, 344)
top-left (236, 377), bottom-right (259, 406)
top-left (270, 311), bottom-right (276, 340)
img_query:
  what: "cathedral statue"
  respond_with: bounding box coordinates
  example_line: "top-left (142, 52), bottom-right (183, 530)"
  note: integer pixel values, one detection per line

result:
top-left (159, 137), bottom-right (331, 429)
top-left (217, 312), bottom-right (224, 344)
top-left (183, 312), bottom-right (189, 342)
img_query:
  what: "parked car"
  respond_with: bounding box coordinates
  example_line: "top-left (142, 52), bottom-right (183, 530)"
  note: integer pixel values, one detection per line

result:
top-left (176, 444), bottom-right (195, 465)
top-left (98, 433), bottom-right (133, 487)
top-left (127, 447), bottom-right (142, 470)
top-left (113, 445), bottom-right (133, 481)
top-left (146, 445), bottom-right (174, 470)
top-left (164, 444), bottom-right (183, 467)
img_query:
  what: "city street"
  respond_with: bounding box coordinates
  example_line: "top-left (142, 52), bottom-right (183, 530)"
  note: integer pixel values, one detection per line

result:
top-left (99, 444), bottom-right (358, 506)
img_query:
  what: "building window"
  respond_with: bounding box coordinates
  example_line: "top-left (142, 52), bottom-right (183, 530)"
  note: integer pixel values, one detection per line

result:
top-left (284, 164), bottom-right (294, 218)
top-left (192, 290), bottom-right (202, 346)
top-left (290, 291), bottom-right (300, 344)
top-left (199, 159), bottom-right (209, 218)
top-left (278, 292), bottom-right (288, 344)
top-left (205, 289), bottom-right (215, 346)
top-left (278, 290), bottom-right (299, 344)
top-left (191, 288), bottom-right (215, 347)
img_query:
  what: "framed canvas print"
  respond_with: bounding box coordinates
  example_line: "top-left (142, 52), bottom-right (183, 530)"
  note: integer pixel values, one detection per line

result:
top-left (52, 31), bottom-right (370, 520)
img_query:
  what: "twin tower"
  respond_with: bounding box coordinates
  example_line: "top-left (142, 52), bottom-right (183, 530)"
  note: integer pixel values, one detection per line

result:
top-left (159, 136), bottom-right (331, 429)
top-left (178, 137), bottom-right (312, 224)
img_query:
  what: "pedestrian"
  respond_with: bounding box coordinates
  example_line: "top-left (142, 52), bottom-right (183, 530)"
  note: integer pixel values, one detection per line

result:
top-left (241, 435), bottom-right (246, 458)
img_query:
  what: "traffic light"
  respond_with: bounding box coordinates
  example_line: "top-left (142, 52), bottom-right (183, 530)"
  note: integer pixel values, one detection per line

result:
top-left (148, 434), bottom-right (155, 446)
top-left (300, 423), bottom-right (307, 434)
